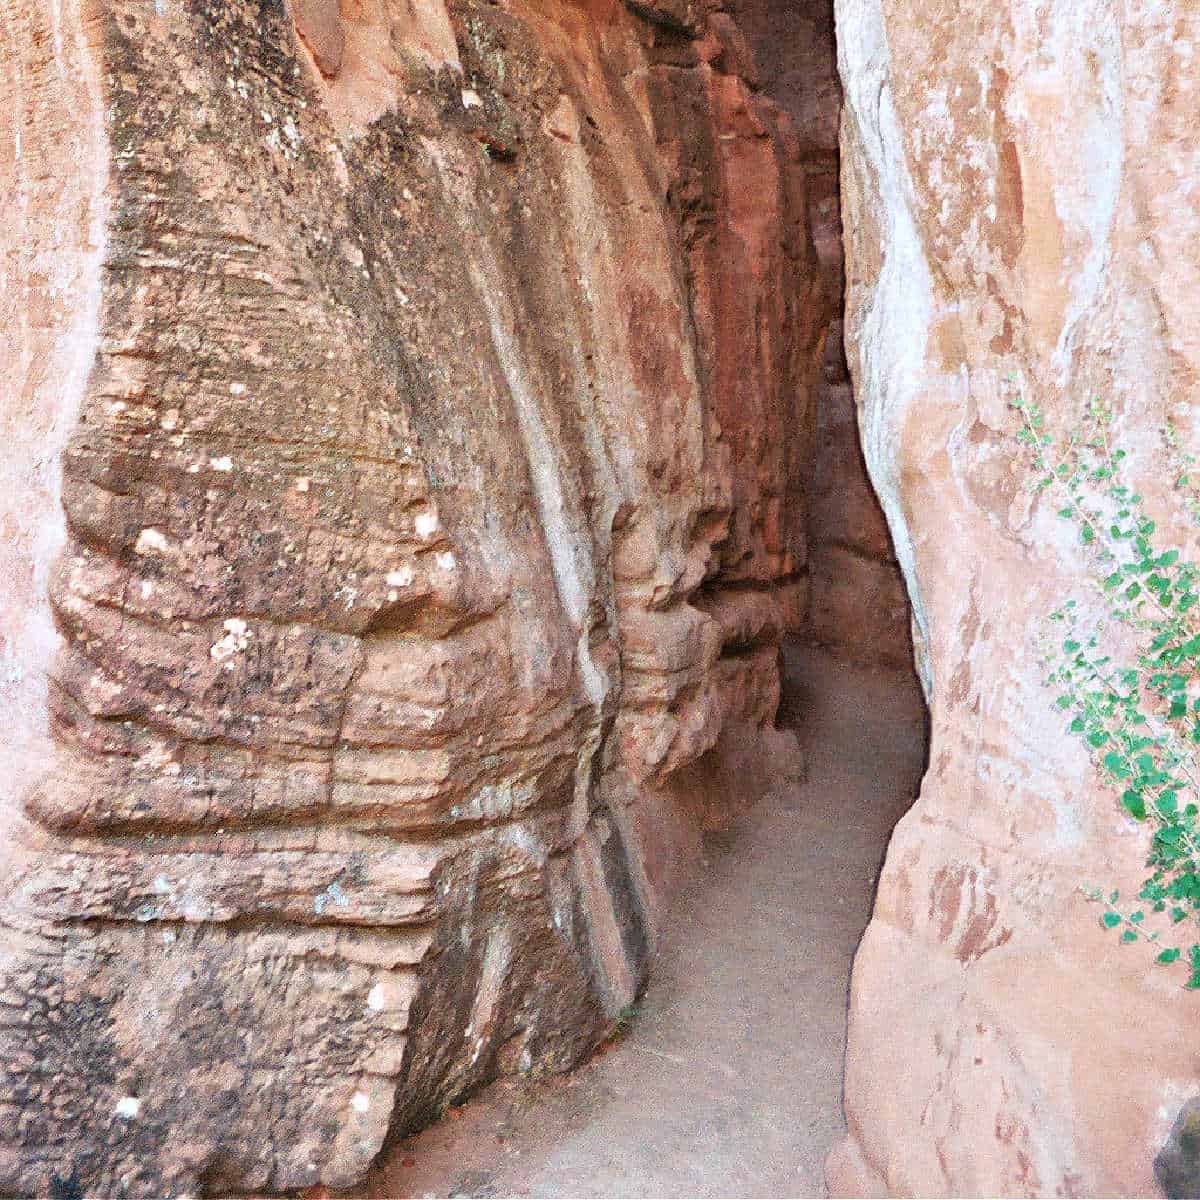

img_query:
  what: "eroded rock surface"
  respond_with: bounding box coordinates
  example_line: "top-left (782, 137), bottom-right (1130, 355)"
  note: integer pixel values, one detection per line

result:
top-left (832, 0), bottom-right (1200, 1195)
top-left (0, 0), bottom-right (818, 1193)
top-left (730, 0), bottom-right (910, 668)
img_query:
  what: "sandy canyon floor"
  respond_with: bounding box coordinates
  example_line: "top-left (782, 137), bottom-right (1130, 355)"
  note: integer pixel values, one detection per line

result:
top-left (349, 643), bottom-right (927, 1199)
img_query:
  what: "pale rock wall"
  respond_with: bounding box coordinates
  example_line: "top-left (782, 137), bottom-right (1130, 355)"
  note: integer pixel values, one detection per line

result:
top-left (0, 0), bottom-right (820, 1193)
top-left (832, 0), bottom-right (1200, 1195)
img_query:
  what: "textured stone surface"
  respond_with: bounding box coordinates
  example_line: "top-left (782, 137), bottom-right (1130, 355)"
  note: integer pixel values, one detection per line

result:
top-left (0, 0), bottom-right (819, 1193)
top-left (731, 0), bottom-right (910, 668)
top-left (831, 0), bottom-right (1200, 1194)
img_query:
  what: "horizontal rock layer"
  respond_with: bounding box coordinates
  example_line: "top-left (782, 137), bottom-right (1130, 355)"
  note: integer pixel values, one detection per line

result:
top-left (0, 0), bottom-right (819, 1193)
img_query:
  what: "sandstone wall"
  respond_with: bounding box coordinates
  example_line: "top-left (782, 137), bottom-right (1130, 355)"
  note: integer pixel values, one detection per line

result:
top-left (731, 0), bottom-right (912, 669)
top-left (0, 0), bottom-right (820, 1193)
top-left (832, 0), bottom-right (1200, 1194)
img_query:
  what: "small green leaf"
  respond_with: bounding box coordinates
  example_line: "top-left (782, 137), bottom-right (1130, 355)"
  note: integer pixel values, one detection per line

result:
top-left (1102, 912), bottom-right (1122, 929)
top-left (1122, 789), bottom-right (1147, 820)
top-left (1158, 948), bottom-right (1181, 964)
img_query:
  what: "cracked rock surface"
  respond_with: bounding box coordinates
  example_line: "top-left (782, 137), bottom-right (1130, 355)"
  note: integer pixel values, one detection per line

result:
top-left (0, 0), bottom-right (818, 1192)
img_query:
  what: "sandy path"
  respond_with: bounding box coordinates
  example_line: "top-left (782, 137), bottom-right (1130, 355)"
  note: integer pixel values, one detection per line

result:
top-left (356, 643), bottom-right (927, 1199)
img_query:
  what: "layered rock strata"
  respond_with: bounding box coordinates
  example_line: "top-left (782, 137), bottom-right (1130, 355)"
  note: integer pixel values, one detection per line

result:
top-left (0, 0), bottom-right (819, 1192)
top-left (731, 0), bottom-right (911, 668)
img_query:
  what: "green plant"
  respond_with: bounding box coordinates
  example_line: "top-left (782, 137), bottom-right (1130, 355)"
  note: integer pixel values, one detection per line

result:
top-left (1013, 394), bottom-right (1200, 986)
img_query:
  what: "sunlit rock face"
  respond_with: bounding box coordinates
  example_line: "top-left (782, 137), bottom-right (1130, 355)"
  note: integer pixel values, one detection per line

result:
top-left (832, 0), bottom-right (1200, 1195)
top-left (0, 0), bottom-right (820, 1192)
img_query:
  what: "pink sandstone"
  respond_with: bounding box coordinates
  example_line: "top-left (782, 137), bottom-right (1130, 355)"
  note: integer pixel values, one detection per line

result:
top-left (830, 0), bottom-right (1200, 1194)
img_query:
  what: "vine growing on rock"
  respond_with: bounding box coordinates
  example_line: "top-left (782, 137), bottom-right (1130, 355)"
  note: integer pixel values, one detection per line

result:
top-left (1013, 394), bottom-right (1200, 987)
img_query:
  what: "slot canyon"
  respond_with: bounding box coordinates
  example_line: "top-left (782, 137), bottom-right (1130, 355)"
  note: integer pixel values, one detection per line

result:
top-left (0, 0), bottom-right (1196, 1196)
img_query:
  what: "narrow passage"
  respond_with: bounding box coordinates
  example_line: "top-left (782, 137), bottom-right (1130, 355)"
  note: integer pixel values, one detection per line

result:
top-left (358, 642), bottom-right (927, 1199)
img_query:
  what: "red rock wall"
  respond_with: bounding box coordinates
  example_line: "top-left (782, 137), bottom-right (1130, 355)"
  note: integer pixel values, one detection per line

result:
top-left (832, 0), bottom-right (1200, 1194)
top-left (0, 0), bottom-right (820, 1192)
top-left (731, 0), bottom-right (912, 669)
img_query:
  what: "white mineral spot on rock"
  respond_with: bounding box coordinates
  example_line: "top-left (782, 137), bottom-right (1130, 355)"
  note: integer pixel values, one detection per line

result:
top-left (115, 1097), bottom-right (141, 1119)
top-left (161, 407), bottom-right (180, 430)
top-left (134, 528), bottom-right (169, 556)
top-left (210, 618), bottom-right (251, 662)
top-left (296, 477), bottom-right (310, 492)
top-left (367, 983), bottom-right (386, 1011)
top-left (461, 89), bottom-right (483, 109)
top-left (436, 551), bottom-right (455, 571)
top-left (152, 875), bottom-right (171, 895)
top-left (394, 287), bottom-right (411, 305)
top-left (351, 1091), bottom-right (370, 1113)
top-left (415, 510), bottom-right (439, 538)
top-left (229, 381), bottom-right (246, 396)
top-left (386, 565), bottom-right (414, 587)
top-left (210, 455), bottom-right (234, 472)
top-left (314, 881), bottom-right (349, 915)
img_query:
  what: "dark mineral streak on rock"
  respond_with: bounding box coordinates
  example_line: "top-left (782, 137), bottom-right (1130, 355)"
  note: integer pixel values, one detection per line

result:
top-left (1157, 1099), bottom-right (1200, 1200)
